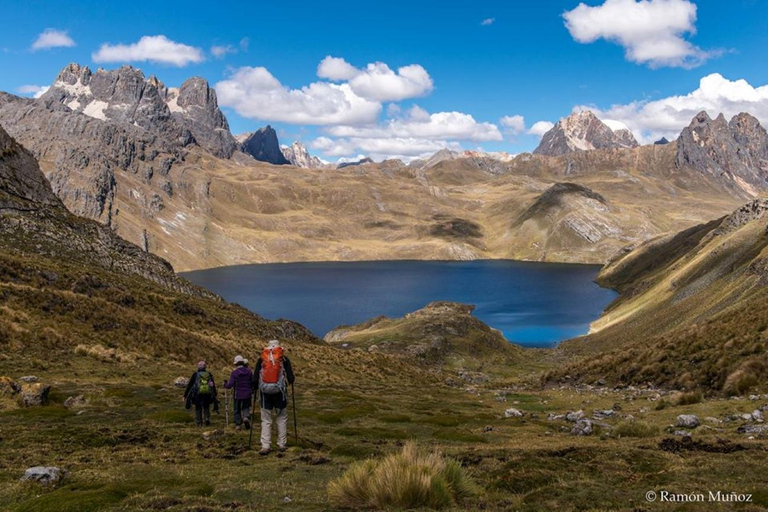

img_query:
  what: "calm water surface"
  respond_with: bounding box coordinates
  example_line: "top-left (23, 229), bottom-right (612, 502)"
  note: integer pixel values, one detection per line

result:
top-left (182, 260), bottom-right (617, 348)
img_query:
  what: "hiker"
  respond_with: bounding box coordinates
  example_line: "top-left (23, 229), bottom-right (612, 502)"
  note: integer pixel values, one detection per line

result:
top-left (253, 340), bottom-right (295, 455)
top-left (183, 361), bottom-right (218, 427)
top-left (224, 355), bottom-right (254, 430)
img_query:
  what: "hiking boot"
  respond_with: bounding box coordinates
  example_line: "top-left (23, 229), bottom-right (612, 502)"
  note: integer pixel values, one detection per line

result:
top-left (235, 424), bottom-right (241, 431)
top-left (244, 419), bottom-right (251, 430)
top-left (259, 448), bottom-right (271, 456)
top-left (204, 420), bottom-right (211, 426)
top-left (278, 445), bottom-right (287, 453)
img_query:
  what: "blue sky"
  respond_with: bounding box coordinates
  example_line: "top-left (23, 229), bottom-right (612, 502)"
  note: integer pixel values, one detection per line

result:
top-left (2, 0), bottom-right (768, 161)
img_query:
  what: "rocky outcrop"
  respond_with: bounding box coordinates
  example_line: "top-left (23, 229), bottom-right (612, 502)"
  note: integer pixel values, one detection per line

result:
top-left (0, 124), bottom-right (215, 298)
top-left (281, 141), bottom-right (327, 168)
top-left (337, 157), bottom-right (374, 169)
top-left (240, 126), bottom-right (290, 165)
top-left (40, 63), bottom-right (237, 158)
top-left (534, 110), bottom-right (639, 156)
top-left (654, 137), bottom-right (670, 145)
top-left (676, 111), bottom-right (768, 198)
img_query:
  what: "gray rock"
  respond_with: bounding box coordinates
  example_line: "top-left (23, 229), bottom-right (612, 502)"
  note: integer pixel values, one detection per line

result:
top-left (504, 408), bottom-right (524, 418)
top-left (571, 419), bottom-right (593, 436)
top-left (19, 376), bottom-right (39, 383)
top-left (751, 410), bottom-right (764, 422)
top-left (676, 414), bottom-right (700, 429)
top-left (21, 467), bottom-right (67, 485)
top-left (673, 430), bottom-right (692, 438)
top-left (737, 424), bottom-right (768, 435)
top-left (565, 410), bottom-right (585, 422)
top-left (20, 383), bottom-right (50, 407)
top-left (593, 409), bottom-right (615, 419)
top-left (63, 395), bottom-right (86, 409)
top-left (547, 413), bottom-right (565, 421)
top-left (173, 377), bottom-right (189, 388)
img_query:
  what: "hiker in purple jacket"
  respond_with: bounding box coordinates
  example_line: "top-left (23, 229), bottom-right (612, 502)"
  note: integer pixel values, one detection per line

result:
top-left (224, 355), bottom-right (254, 430)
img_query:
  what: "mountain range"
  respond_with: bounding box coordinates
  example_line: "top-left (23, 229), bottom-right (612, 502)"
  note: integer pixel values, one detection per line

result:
top-left (0, 63), bottom-right (766, 272)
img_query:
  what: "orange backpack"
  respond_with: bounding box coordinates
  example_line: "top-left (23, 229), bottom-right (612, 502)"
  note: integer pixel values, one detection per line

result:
top-left (259, 346), bottom-right (286, 395)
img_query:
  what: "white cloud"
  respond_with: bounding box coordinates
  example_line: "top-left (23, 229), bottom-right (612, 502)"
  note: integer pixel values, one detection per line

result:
top-left (326, 106), bottom-right (502, 142)
top-left (311, 135), bottom-right (461, 161)
top-left (92, 35), bottom-right (204, 67)
top-left (31, 29), bottom-right (75, 51)
top-left (317, 56), bottom-right (359, 81)
top-left (563, 0), bottom-right (718, 68)
top-left (17, 85), bottom-right (50, 98)
top-left (211, 44), bottom-right (236, 58)
top-left (481, 18), bottom-right (495, 26)
top-left (215, 66), bottom-right (381, 125)
top-left (317, 56), bottom-right (433, 101)
top-left (239, 37), bottom-right (250, 52)
top-left (500, 115), bottom-right (525, 135)
top-left (528, 121), bottom-right (554, 136)
top-left (348, 62), bottom-right (433, 102)
top-left (579, 73), bottom-right (768, 143)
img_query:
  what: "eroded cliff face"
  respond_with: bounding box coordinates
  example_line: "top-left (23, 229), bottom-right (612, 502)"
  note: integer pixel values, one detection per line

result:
top-left (0, 124), bottom-right (211, 297)
top-left (676, 111), bottom-right (768, 198)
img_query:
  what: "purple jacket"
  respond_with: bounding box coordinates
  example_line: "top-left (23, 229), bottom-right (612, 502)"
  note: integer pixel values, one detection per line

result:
top-left (224, 366), bottom-right (254, 400)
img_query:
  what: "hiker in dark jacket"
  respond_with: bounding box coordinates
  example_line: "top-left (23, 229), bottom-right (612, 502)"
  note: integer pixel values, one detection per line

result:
top-left (253, 340), bottom-right (295, 455)
top-left (183, 361), bottom-right (218, 427)
top-left (224, 355), bottom-right (254, 430)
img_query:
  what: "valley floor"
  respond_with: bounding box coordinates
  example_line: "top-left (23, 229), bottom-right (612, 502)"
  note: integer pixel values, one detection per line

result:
top-left (2, 357), bottom-right (767, 511)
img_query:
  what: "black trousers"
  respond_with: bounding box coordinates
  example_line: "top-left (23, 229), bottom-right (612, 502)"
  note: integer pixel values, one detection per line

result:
top-left (195, 394), bottom-right (213, 425)
top-left (233, 396), bottom-right (252, 425)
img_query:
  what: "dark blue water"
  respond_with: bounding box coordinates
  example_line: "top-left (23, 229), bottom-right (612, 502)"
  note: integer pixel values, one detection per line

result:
top-left (182, 260), bottom-right (617, 348)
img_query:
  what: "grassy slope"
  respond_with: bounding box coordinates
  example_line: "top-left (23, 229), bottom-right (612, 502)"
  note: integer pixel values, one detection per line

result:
top-left (552, 201), bottom-right (768, 394)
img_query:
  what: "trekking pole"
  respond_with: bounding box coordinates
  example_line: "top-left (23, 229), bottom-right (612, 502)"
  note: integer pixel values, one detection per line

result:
top-left (224, 386), bottom-right (229, 428)
top-left (248, 390), bottom-right (257, 450)
top-left (291, 382), bottom-right (298, 444)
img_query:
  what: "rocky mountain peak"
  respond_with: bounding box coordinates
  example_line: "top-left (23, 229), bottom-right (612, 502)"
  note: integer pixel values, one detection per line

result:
top-left (533, 109), bottom-right (639, 157)
top-left (40, 63), bottom-right (237, 158)
top-left (240, 125), bottom-right (290, 165)
top-left (280, 141), bottom-right (327, 169)
top-left (676, 110), bottom-right (768, 198)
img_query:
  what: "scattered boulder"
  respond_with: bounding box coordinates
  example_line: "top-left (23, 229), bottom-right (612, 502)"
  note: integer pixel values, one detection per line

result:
top-left (593, 410), bottom-right (615, 419)
top-left (673, 430), bottom-right (693, 438)
top-left (676, 414), bottom-right (699, 429)
top-left (19, 383), bottom-right (51, 407)
top-left (19, 376), bottom-right (39, 383)
top-left (571, 419), bottom-right (593, 436)
top-left (202, 429), bottom-right (224, 441)
top-left (21, 467), bottom-right (67, 485)
top-left (457, 371), bottom-right (489, 384)
top-left (504, 408), bottom-right (524, 418)
top-left (0, 377), bottom-right (21, 396)
top-left (547, 413), bottom-right (565, 421)
top-left (751, 410), bottom-right (764, 422)
top-left (64, 395), bottom-right (86, 409)
top-left (566, 410), bottom-right (585, 422)
top-left (173, 377), bottom-right (189, 388)
top-left (704, 417), bottom-right (722, 424)
top-left (737, 424), bottom-right (768, 436)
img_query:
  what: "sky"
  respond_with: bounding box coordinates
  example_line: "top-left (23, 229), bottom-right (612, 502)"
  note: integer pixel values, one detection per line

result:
top-left (2, 0), bottom-right (768, 162)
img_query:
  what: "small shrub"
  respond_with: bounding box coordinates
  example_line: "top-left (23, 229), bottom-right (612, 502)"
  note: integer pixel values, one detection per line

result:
top-left (328, 442), bottom-right (477, 510)
top-left (613, 420), bottom-right (659, 438)
top-left (675, 391), bottom-right (703, 406)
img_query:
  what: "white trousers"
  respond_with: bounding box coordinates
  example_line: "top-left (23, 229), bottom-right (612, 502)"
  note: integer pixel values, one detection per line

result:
top-left (261, 407), bottom-right (288, 449)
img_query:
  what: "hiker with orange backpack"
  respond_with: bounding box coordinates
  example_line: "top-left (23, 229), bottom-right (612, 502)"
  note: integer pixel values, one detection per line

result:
top-left (253, 340), bottom-right (295, 455)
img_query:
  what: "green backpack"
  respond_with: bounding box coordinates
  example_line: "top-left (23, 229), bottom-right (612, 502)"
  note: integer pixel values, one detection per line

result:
top-left (196, 371), bottom-right (213, 396)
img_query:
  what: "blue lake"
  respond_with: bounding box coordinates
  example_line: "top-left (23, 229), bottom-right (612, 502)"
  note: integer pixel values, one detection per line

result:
top-left (182, 260), bottom-right (617, 348)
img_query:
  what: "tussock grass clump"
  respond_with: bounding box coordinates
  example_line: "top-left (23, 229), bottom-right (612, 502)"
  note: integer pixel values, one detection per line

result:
top-left (674, 391), bottom-right (703, 406)
top-left (74, 344), bottom-right (137, 363)
top-left (328, 442), bottom-right (477, 510)
top-left (613, 420), bottom-right (658, 438)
